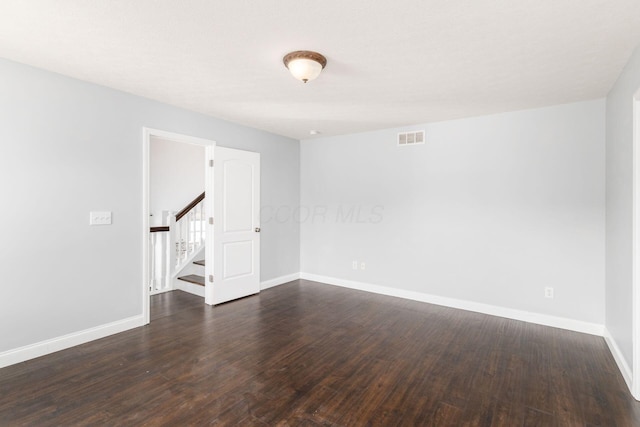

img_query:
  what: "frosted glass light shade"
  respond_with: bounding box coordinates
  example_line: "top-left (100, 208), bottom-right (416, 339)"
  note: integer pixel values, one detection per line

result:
top-left (287, 58), bottom-right (323, 83)
top-left (283, 51), bottom-right (327, 83)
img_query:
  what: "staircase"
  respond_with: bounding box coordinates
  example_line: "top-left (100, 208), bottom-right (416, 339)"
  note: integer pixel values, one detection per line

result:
top-left (174, 257), bottom-right (209, 297)
top-left (149, 191), bottom-right (207, 297)
top-left (177, 259), bottom-right (206, 287)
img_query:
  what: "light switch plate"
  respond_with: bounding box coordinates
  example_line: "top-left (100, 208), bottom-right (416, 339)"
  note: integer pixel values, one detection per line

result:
top-left (90, 211), bottom-right (112, 225)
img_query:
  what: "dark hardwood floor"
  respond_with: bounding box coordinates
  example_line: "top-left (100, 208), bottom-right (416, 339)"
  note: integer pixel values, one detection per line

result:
top-left (1, 279), bottom-right (640, 426)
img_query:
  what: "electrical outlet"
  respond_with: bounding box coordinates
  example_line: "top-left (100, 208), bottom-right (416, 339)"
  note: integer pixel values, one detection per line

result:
top-left (90, 211), bottom-right (112, 225)
top-left (544, 287), bottom-right (554, 299)
top-left (360, 262), bottom-right (366, 270)
top-left (352, 261), bottom-right (358, 270)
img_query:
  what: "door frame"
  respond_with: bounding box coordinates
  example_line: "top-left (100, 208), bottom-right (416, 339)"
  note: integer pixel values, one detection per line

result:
top-left (633, 92), bottom-right (640, 399)
top-left (142, 128), bottom-right (216, 324)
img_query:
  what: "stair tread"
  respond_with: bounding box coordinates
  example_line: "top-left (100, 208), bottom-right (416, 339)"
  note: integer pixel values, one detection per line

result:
top-left (194, 260), bottom-right (205, 266)
top-left (177, 274), bottom-right (205, 286)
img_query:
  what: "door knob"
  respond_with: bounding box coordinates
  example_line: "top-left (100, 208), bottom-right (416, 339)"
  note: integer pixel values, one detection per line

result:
top-left (255, 227), bottom-right (261, 232)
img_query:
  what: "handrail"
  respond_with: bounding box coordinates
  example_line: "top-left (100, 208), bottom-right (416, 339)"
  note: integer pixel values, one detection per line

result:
top-left (150, 226), bottom-right (170, 233)
top-left (175, 192), bottom-right (205, 221)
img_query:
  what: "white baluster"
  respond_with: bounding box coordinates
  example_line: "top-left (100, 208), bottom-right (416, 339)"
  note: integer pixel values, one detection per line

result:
top-left (200, 200), bottom-right (205, 245)
top-left (202, 200), bottom-right (206, 244)
top-left (191, 209), bottom-right (196, 253)
top-left (186, 212), bottom-right (192, 258)
top-left (168, 211), bottom-right (177, 275)
top-left (179, 219), bottom-right (186, 264)
top-left (195, 203), bottom-right (201, 247)
top-left (158, 231), bottom-right (166, 291)
top-left (193, 208), bottom-right (198, 250)
top-left (194, 207), bottom-right (199, 248)
top-left (186, 211), bottom-right (191, 257)
top-left (163, 212), bottom-right (172, 290)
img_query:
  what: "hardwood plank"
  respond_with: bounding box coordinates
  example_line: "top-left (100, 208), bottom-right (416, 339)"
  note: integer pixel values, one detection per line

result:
top-left (1, 281), bottom-right (639, 425)
top-left (523, 407), bottom-right (555, 427)
top-left (432, 402), bottom-right (464, 427)
top-left (151, 289), bottom-right (204, 320)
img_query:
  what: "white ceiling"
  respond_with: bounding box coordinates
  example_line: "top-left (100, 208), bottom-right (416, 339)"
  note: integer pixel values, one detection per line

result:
top-left (0, 1), bottom-right (639, 140)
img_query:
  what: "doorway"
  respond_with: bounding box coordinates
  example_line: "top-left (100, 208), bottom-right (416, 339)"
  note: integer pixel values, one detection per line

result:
top-left (142, 128), bottom-right (262, 324)
top-left (150, 135), bottom-right (207, 297)
top-left (143, 128), bottom-right (215, 324)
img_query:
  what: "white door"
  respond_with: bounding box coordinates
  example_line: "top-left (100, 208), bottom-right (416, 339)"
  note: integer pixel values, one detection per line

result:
top-left (207, 147), bottom-right (260, 305)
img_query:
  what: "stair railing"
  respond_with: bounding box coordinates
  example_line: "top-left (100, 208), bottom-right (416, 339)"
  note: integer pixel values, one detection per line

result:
top-left (149, 225), bottom-right (171, 294)
top-left (171, 191), bottom-right (206, 273)
top-left (148, 192), bottom-right (205, 295)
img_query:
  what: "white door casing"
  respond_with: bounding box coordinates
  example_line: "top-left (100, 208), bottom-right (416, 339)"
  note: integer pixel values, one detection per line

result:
top-left (204, 146), bottom-right (214, 304)
top-left (142, 128), bottom-right (216, 323)
top-left (207, 147), bottom-right (260, 305)
top-left (633, 94), bottom-right (640, 400)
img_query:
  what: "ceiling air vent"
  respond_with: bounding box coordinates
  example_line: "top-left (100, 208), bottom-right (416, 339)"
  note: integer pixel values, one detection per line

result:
top-left (398, 130), bottom-right (425, 146)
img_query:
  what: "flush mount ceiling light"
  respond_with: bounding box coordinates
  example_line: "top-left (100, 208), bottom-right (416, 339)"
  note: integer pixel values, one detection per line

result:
top-left (283, 50), bottom-right (327, 83)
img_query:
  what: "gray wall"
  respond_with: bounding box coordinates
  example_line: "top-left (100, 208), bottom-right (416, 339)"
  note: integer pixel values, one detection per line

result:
top-left (606, 45), bottom-right (640, 368)
top-left (301, 100), bottom-right (606, 324)
top-left (0, 58), bottom-right (300, 353)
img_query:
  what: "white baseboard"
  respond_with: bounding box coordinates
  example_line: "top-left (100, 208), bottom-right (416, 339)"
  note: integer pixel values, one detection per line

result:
top-left (300, 273), bottom-right (604, 336)
top-left (261, 272), bottom-right (301, 290)
top-left (0, 315), bottom-right (145, 369)
top-left (604, 328), bottom-right (633, 391)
